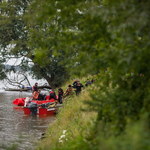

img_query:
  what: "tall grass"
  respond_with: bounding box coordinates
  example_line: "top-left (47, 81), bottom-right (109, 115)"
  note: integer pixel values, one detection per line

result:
top-left (37, 87), bottom-right (97, 150)
top-left (37, 78), bottom-right (150, 150)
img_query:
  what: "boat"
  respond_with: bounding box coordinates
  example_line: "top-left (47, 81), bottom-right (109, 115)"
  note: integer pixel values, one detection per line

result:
top-left (23, 106), bottom-right (56, 116)
top-left (12, 97), bottom-right (61, 116)
top-left (23, 102), bottom-right (62, 116)
top-left (5, 87), bottom-right (31, 92)
top-left (13, 97), bottom-right (26, 106)
top-left (5, 85), bottom-right (51, 92)
top-left (13, 98), bottom-right (56, 106)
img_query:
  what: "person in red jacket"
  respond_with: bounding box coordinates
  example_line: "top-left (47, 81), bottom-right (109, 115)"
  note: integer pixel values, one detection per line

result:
top-left (45, 89), bottom-right (57, 100)
top-left (32, 90), bottom-right (40, 100)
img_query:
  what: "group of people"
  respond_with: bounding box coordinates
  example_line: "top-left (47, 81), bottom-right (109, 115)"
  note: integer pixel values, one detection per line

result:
top-left (31, 79), bottom-right (94, 104)
top-left (64, 80), bottom-right (84, 97)
top-left (32, 83), bottom-right (64, 104)
top-left (64, 79), bottom-right (94, 96)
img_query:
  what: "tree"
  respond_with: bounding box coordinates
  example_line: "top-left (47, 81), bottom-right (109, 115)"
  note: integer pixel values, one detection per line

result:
top-left (0, 59), bottom-right (6, 79)
top-left (0, 0), bottom-right (32, 83)
top-left (0, 0), bottom-right (69, 88)
top-left (25, 0), bottom-right (150, 134)
top-left (25, 0), bottom-right (107, 77)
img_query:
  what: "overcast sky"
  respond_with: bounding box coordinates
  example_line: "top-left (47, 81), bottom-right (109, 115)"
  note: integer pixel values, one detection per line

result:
top-left (1, 58), bottom-right (47, 89)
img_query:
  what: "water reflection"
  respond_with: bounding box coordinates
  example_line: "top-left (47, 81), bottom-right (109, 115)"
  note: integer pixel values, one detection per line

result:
top-left (0, 91), bottom-right (55, 150)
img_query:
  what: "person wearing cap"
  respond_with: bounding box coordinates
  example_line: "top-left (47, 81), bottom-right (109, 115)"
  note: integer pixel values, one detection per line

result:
top-left (49, 90), bottom-right (57, 100)
top-left (75, 81), bottom-right (84, 95)
top-left (45, 89), bottom-right (57, 100)
top-left (32, 82), bottom-right (38, 92)
top-left (72, 80), bottom-right (79, 88)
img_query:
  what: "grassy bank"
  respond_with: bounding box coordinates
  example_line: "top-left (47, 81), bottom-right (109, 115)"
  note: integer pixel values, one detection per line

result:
top-left (36, 76), bottom-right (150, 150)
top-left (37, 85), bottom-right (97, 150)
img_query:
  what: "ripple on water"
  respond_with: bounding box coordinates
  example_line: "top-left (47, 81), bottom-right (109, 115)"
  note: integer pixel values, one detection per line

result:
top-left (0, 91), bottom-right (56, 150)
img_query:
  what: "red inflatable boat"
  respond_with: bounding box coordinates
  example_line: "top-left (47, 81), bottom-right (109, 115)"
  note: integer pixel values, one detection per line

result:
top-left (23, 107), bottom-right (56, 116)
top-left (13, 98), bottom-right (57, 116)
top-left (13, 98), bottom-right (26, 106)
top-left (13, 98), bottom-right (55, 106)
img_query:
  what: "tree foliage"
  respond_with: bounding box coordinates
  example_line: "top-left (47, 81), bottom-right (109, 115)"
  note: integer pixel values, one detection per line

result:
top-left (25, 0), bottom-right (150, 135)
top-left (0, 0), bottom-right (69, 87)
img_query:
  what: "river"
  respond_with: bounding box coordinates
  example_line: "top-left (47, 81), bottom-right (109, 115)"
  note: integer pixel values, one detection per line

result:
top-left (0, 90), bottom-right (55, 150)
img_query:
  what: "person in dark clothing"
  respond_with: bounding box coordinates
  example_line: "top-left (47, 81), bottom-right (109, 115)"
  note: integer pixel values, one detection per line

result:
top-left (72, 80), bottom-right (78, 88)
top-left (32, 82), bottom-right (38, 92)
top-left (38, 90), bottom-right (46, 100)
top-left (49, 90), bottom-right (57, 100)
top-left (75, 81), bottom-right (84, 95)
top-left (85, 79), bottom-right (92, 87)
top-left (28, 102), bottom-right (38, 116)
top-left (91, 79), bottom-right (95, 83)
top-left (58, 88), bottom-right (64, 104)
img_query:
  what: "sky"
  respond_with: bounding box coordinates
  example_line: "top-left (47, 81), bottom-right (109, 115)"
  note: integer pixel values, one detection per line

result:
top-left (1, 58), bottom-right (47, 89)
top-left (0, 55), bottom-right (49, 90)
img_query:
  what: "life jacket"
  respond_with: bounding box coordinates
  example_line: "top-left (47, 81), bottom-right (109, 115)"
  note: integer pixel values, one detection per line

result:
top-left (45, 95), bottom-right (50, 100)
top-left (32, 91), bottom-right (39, 100)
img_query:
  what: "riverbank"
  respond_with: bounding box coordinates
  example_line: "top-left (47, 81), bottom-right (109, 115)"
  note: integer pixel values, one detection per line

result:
top-left (37, 85), bottom-right (97, 150)
top-left (36, 76), bottom-right (150, 150)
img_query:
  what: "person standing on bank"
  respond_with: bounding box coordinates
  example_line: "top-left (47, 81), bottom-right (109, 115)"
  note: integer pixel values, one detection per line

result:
top-left (58, 88), bottom-right (64, 104)
top-left (75, 81), bottom-right (84, 95)
top-left (64, 85), bottom-right (74, 97)
top-left (72, 80), bottom-right (78, 88)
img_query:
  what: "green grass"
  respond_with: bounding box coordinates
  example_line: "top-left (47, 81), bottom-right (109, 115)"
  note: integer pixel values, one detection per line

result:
top-left (36, 77), bottom-right (150, 150)
top-left (36, 87), bottom-right (97, 150)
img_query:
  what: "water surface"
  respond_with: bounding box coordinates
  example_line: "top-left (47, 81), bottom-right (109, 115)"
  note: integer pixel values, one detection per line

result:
top-left (0, 91), bottom-right (55, 150)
